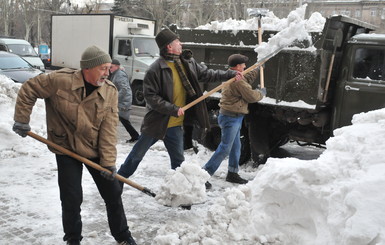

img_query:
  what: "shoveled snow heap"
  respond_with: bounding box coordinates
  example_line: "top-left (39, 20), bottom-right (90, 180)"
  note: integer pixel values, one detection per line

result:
top-left (155, 162), bottom-right (210, 207)
top-left (255, 4), bottom-right (324, 60)
top-left (153, 108), bottom-right (385, 244)
top-left (196, 4), bottom-right (325, 33)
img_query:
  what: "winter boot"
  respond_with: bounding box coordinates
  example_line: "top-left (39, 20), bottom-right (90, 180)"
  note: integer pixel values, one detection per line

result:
top-left (226, 172), bottom-right (248, 184)
top-left (66, 239), bottom-right (80, 245)
top-left (118, 235), bottom-right (137, 245)
top-left (205, 181), bottom-right (212, 190)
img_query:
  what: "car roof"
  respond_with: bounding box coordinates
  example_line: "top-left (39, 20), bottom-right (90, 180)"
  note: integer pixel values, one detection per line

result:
top-left (0, 38), bottom-right (31, 45)
top-left (0, 50), bottom-right (21, 57)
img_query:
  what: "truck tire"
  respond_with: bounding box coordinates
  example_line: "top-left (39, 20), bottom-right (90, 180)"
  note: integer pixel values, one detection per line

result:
top-left (202, 126), bottom-right (221, 151)
top-left (132, 82), bottom-right (145, 106)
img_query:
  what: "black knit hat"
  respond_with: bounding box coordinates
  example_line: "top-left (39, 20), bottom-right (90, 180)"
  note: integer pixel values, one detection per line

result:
top-left (80, 45), bottom-right (112, 69)
top-left (227, 54), bottom-right (249, 67)
top-left (111, 59), bottom-right (120, 65)
top-left (155, 29), bottom-right (179, 49)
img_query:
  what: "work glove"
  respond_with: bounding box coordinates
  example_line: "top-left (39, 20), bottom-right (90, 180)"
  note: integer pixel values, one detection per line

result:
top-left (100, 166), bottom-right (117, 181)
top-left (13, 121), bottom-right (31, 137)
top-left (258, 87), bottom-right (267, 96)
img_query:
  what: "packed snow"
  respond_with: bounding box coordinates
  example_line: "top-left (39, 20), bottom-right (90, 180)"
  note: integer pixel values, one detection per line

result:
top-left (1, 4), bottom-right (385, 245)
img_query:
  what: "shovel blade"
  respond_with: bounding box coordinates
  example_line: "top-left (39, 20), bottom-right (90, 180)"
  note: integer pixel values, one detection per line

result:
top-left (247, 8), bottom-right (269, 17)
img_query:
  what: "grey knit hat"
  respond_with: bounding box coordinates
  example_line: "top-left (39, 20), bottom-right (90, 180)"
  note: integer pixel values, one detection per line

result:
top-left (80, 45), bottom-right (112, 69)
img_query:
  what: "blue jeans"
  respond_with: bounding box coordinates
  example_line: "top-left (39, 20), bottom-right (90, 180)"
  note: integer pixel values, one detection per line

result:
top-left (118, 126), bottom-right (185, 178)
top-left (203, 113), bottom-right (244, 175)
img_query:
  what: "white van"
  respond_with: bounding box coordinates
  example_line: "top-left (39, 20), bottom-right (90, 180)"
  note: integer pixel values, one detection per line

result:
top-left (0, 38), bottom-right (45, 71)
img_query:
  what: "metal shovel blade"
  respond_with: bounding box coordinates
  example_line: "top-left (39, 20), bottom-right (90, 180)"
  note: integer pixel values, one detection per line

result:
top-left (247, 8), bottom-right (269, 17)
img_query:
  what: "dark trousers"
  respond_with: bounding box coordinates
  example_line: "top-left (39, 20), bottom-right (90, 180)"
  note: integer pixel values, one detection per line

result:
top-left (119, 116), bottom-right (139, 140)
top-left (56, 154), bottom-right (131, 242)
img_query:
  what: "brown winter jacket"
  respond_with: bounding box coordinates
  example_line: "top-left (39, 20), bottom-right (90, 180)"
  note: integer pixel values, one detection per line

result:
top-left (14, 68), bottom-right (119, 167)
top-left (142, 56), bottom-right (237, 140)
top-left (219, 68), bottom-right (264, 115)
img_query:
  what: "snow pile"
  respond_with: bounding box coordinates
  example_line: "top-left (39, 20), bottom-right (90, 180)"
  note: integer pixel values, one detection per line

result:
top-left (155, 162), bottom-right (210, 207)
top-left (0, 75), bottom-right (47, 159)
top-left (153, 108), bottom-right (385, 244)
top-left (196, 4), bottom-right (325, 33)
top-left (255, 5), bottom-right (323, 60)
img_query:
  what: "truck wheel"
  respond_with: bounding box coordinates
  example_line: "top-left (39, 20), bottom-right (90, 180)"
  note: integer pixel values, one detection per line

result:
top-left (202, 126), bottom-right (221, 151)
top-left (247, 115), bottom-right (271, 167)
top-left (239, 123), bottom-right (251, 165)
top-left (132, 83), bottom-right (145, 106)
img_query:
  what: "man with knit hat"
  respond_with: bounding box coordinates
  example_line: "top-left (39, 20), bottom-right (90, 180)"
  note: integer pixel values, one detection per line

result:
top-left (202, 54), bottom-right (266, 189)
top-left (118, 28), bottom-right (242, 180)
top-left (13, 45), bottom-right (136, 245)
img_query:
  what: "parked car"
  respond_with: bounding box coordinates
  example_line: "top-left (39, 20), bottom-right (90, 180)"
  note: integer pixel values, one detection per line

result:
top-left (0, 38), bottom-right (45, 71)
top-left (40, 53), bottom-right (51, 68)
top-left (0, 51), bottom-right (43, 83)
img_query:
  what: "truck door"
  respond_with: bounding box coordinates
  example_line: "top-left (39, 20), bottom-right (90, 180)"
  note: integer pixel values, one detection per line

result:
top-left (333, 47), bottom-right (385, 129)
top-left (114, 38), bottom-right (134, 81)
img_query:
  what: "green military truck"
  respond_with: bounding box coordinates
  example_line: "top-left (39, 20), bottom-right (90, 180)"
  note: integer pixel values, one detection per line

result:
top-left (171, 15), bottom-right (385, 166)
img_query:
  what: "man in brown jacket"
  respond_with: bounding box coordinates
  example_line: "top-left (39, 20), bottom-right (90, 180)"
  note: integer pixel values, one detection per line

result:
top-left (13, 46), bottom-right (136, 245)
top-left (203, 54), bottom-right (266, 189)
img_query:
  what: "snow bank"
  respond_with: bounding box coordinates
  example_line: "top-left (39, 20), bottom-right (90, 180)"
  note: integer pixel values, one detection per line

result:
top-left (153, 107), bottom-right (385, 245)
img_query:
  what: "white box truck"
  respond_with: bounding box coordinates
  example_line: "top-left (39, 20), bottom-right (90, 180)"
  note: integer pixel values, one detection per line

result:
top-left (51, 14), bottom-right (159, 105)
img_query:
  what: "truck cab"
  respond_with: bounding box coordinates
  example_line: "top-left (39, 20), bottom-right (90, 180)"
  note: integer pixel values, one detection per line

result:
top-left (113, 35), bottom-right (159, 106)
top-left (333, 34), bottom-right (385, 129)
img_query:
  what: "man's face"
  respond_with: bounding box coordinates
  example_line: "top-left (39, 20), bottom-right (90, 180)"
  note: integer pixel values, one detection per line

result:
top-left (83, 63), bottom-right (111, 86)
top-left (110, 64), bottom-right (119, 74)
top-left (167, 39), bottom-right (182, 55)
top-left (233, 63), bottom-right (246, 72)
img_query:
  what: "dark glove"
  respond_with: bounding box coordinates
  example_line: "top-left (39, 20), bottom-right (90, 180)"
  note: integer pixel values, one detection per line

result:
top-left (100, 166), bottom-right (117, 181)
top-left (259, 87), bottom-right (267, 96)
top-left (13, 121), bottom-right (31, 137)
top-left (181, 49), bottom-right (193, 59)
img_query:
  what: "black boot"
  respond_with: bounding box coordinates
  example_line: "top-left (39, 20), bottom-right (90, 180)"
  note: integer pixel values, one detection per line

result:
top-left (226, 172), bottom-right (248, 184)
top-left (66, 240), bottom-right (80, 245)
top-left (205, 181), bottom-right (212, 190)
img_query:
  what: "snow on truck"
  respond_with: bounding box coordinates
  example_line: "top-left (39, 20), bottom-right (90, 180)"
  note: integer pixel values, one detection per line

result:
top-left (171, 14), bottom-right (385, 166)
top-left (51, 14), bottom-right (158, 105)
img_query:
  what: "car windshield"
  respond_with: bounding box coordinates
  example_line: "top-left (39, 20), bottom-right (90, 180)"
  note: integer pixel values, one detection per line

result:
top-left (7, 44), bottom-right (38, 57)
top-left (0, 56), bottom-right (32, 69)
top-left (133, 38), bottom-right (159, 57)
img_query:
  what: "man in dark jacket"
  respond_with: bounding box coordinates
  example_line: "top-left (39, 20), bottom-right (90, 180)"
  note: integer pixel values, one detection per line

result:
top-left (118, 29), bottom-right (241, 179)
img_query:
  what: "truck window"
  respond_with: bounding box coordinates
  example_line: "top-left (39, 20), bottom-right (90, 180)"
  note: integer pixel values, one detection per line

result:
top-left (353, 48), bottom-right (385, 81)
top-left (118, 39), bottom-right (132, 56)
top-left (0, 45), bottom-right (7, 51)
top-left (132, 37), bottom-right (159, 57)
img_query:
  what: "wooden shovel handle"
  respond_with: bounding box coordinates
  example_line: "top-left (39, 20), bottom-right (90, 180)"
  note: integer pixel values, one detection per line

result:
top-left (182, 59), bottom-right (266, 111)
top-left (26, 131), bottom-right (156, 197)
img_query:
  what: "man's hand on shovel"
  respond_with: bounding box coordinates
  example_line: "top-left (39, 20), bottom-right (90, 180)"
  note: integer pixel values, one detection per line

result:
top-left (100, 166), bottom-right (117, 181)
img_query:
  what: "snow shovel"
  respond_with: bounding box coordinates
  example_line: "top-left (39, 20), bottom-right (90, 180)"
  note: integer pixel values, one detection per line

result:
top-left (247, 8), bottom-right (269, 88)
top-left (182, 45), bottom-right (285, 111)
top-left (26, 131), bottom-right (156, 198)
